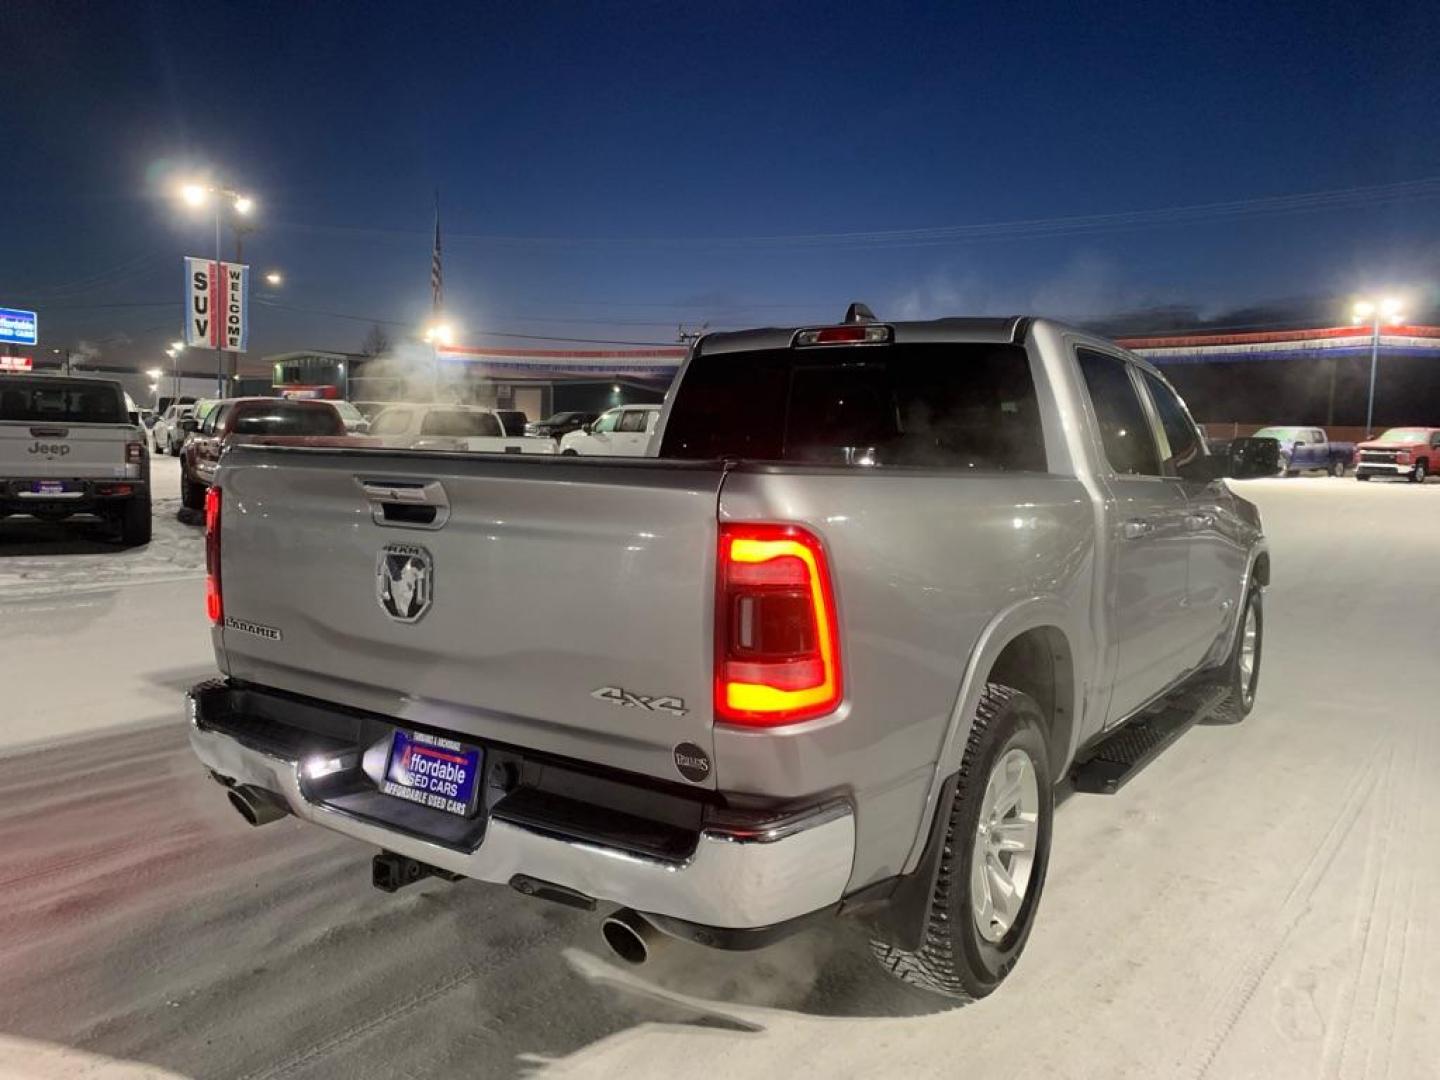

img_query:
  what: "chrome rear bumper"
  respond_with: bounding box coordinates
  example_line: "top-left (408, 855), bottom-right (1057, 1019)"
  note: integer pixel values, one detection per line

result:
top-left (187, 684), bottom-right (855, 930)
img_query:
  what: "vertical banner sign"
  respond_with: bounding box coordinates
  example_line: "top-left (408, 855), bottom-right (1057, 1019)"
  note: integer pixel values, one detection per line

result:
top-left (184, 257), bottom-right (250, 352)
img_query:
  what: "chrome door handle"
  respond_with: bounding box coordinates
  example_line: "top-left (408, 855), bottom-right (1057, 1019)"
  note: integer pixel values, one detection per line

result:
top-left (1122, 519), bottom-right (1154, 540)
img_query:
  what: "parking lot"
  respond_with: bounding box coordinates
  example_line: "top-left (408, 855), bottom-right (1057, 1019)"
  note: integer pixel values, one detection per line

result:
top-left (0, 472), bottom-right (1436, 1078)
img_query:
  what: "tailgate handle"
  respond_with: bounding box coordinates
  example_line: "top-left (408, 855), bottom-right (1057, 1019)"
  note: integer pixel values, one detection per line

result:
top-left (359, 479), bottom-right (451, 530)
top-left (30, 426), bottom-right (68, 438)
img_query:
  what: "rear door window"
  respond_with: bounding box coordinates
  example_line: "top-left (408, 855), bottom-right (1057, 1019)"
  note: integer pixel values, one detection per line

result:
top-left (660, 341), bottom-right (1046, 470)
top-left (1076, 349), bottom-right (1161, 476)
top-left (617, 409), bottom-right (650, 433)
top-left (0, 379), bottom-right (125, 423)
top-left (419, 409), bottom-right (502, 437)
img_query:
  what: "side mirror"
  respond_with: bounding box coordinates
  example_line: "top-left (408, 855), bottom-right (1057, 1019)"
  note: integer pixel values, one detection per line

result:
top-left (1224, 436), bottom-right (1281, 479)
top-left (581, 422), bottom-right (594, 435)
top-left (1293, 439), bottom-right (1307, 447)
top-left (180, 418), bottom-right (199, 433)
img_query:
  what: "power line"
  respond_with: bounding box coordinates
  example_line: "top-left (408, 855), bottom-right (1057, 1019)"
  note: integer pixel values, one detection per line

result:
top-left (270, 175), bottom-right (1440, 251)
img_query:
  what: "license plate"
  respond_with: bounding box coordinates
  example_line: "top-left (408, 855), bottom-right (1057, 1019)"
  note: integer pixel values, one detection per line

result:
top-left (33, 481), bottom-right (67, 495)
top-left (381, 730), bottom-right (483, 817)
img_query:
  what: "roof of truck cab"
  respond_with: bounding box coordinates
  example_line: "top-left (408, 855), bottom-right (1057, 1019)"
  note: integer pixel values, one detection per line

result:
top-left (698, 316), bottom-right (1030, 355)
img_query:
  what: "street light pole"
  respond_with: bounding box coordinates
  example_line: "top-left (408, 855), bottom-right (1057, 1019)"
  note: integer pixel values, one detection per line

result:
top-left (1364, 313), bottom-right (1380, 438)
top-left (214, 201), bottom-right (224, 396)
top-left (1355, 297), bottom-right (1404, 439)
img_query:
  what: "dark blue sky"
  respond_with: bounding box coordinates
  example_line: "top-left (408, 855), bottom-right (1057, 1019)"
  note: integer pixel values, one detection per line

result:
top-left (4, 0), bottom-right (1439, 371)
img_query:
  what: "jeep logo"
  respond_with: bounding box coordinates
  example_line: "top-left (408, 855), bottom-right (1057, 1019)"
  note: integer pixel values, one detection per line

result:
top-left (28, 441), bottom-right (70, 457)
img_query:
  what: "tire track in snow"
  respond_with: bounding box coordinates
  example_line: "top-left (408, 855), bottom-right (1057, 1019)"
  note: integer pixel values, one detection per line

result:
top-left (1178, 739), bottom-right (1386, 1079)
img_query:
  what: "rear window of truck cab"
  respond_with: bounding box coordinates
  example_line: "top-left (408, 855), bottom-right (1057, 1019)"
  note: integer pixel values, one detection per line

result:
top-left (230, 401), bottom-right (345, 436)
top-left (660, 341), bottom-right (1046, 470)
top-left (0, 378), bottom-right (125, 424)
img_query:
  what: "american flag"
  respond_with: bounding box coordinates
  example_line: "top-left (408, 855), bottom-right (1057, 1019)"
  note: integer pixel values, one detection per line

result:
top-left (430, 191), bottom-right (443, 314)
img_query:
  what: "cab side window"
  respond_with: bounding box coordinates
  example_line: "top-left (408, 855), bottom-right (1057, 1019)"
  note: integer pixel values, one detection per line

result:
top-left (1076, 349), bottom-right (1161, 476)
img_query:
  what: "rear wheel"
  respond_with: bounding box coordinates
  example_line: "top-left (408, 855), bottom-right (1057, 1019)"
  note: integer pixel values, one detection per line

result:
top-left (561, 449), bottom-right (578, 456)
top-left (181, 470), bottom-right (206, 511)
top-left (871, 684), bottom-right (1053, 1002)
top-left (118, 494), bottom-right (152, 546)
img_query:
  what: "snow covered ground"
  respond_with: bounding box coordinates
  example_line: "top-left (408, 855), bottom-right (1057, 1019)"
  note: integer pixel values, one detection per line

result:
top-left (1, 474), bottom-right (1438, 1079)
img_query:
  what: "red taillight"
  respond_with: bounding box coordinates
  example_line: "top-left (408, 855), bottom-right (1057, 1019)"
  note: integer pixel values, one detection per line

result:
top-left (716, 523), bottom-right (842, 725)
top-left (204, 486), bottom-right (222, 625)
top-left (794, 324), bottom-right (892, 346)
top-left (126, 441), bottom-right (144, 464)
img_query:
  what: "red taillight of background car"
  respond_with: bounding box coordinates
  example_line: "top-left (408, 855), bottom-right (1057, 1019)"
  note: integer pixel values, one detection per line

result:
top-left (204, 486), bottom-right (222, 624)
top-left (715, 522), bottom-right (842, 725)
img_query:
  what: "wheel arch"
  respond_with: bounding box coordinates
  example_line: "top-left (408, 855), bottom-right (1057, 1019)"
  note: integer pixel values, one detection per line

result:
top-left (900, 598), bottom-right (1088, 875)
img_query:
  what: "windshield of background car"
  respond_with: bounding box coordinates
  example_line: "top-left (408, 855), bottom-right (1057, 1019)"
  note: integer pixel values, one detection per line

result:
top-left (419, 409), bottom-right (503, 437)
top-left (0, 378), bottom-right (124, 423)
top-left (1376, 428), bottom-right (1428, 443)
top-left (230, 402), bottom-right (344, 436)
top-left (659, 341), bottom-right (1047, 470)
top-left (1253, 426), bottom-right (1301, 441)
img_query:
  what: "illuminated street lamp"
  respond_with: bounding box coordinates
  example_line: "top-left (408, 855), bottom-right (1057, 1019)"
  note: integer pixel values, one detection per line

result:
top-left (423, 321), bottom-right (455, 347)
top-left (264, 270), bottom-right (284, 287)
top-left (177, 180), bottom-right (256, 395)
top-left (1353, 297), bottom-right (1405, 437)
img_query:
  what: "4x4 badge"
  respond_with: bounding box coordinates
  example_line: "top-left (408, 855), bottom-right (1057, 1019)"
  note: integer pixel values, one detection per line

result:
top-left (591, 686), bottom-right (688, 716)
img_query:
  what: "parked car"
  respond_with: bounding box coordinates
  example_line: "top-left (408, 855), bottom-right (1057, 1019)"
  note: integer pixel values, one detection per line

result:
top-left (0, 374), bottom-right (151, 544)
top-left (330, 400), bottom-right (371, 434)
top-left (351, 401), bottom-right (392, 422)
top-left (1353, 427), bottom-right (1440, 483)
top-left (558, 404), bottom-right (661, 456)
top-left (179, 397), bottom-right (348, 509)
top-left (493, 409), bottom-right (530, 437)
top-left (367, 404), bottom-right (556, 455)
top-left (187, 310), bottom-right (1278, 1001)
top-left (153, 402), bottom-right (196, 455)
top-left (524, 410), bottom-right (597, 440)
top-left (1251, 426), bottom-right (1354, 477)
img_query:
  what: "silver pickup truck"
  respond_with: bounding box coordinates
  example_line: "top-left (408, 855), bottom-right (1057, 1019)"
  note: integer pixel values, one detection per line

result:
top-left (187, 312), bottom-right (1278, 1000)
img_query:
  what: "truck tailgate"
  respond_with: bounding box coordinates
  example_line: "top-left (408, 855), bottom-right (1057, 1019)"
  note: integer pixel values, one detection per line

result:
top-left (0, 422), bottom-right (134, 479)
top-left (215, 447), bottom-right (725, 787)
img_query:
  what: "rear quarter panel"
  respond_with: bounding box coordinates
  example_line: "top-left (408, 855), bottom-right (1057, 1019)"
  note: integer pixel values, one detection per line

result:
top-left (717, 467), bottom-right (1095, 889)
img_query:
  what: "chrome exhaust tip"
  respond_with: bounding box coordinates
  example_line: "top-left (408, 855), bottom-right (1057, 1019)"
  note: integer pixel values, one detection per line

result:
top-left (601, 908), bottom-right (665, 965)
top-left (227, 784), bottom-right (290, 827)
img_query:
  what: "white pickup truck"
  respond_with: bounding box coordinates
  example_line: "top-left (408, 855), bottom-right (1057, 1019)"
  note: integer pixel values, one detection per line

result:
top-left (366, 404), bottom-right (556, 455)
top-left (0, 374), bottom-right (152, 545)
